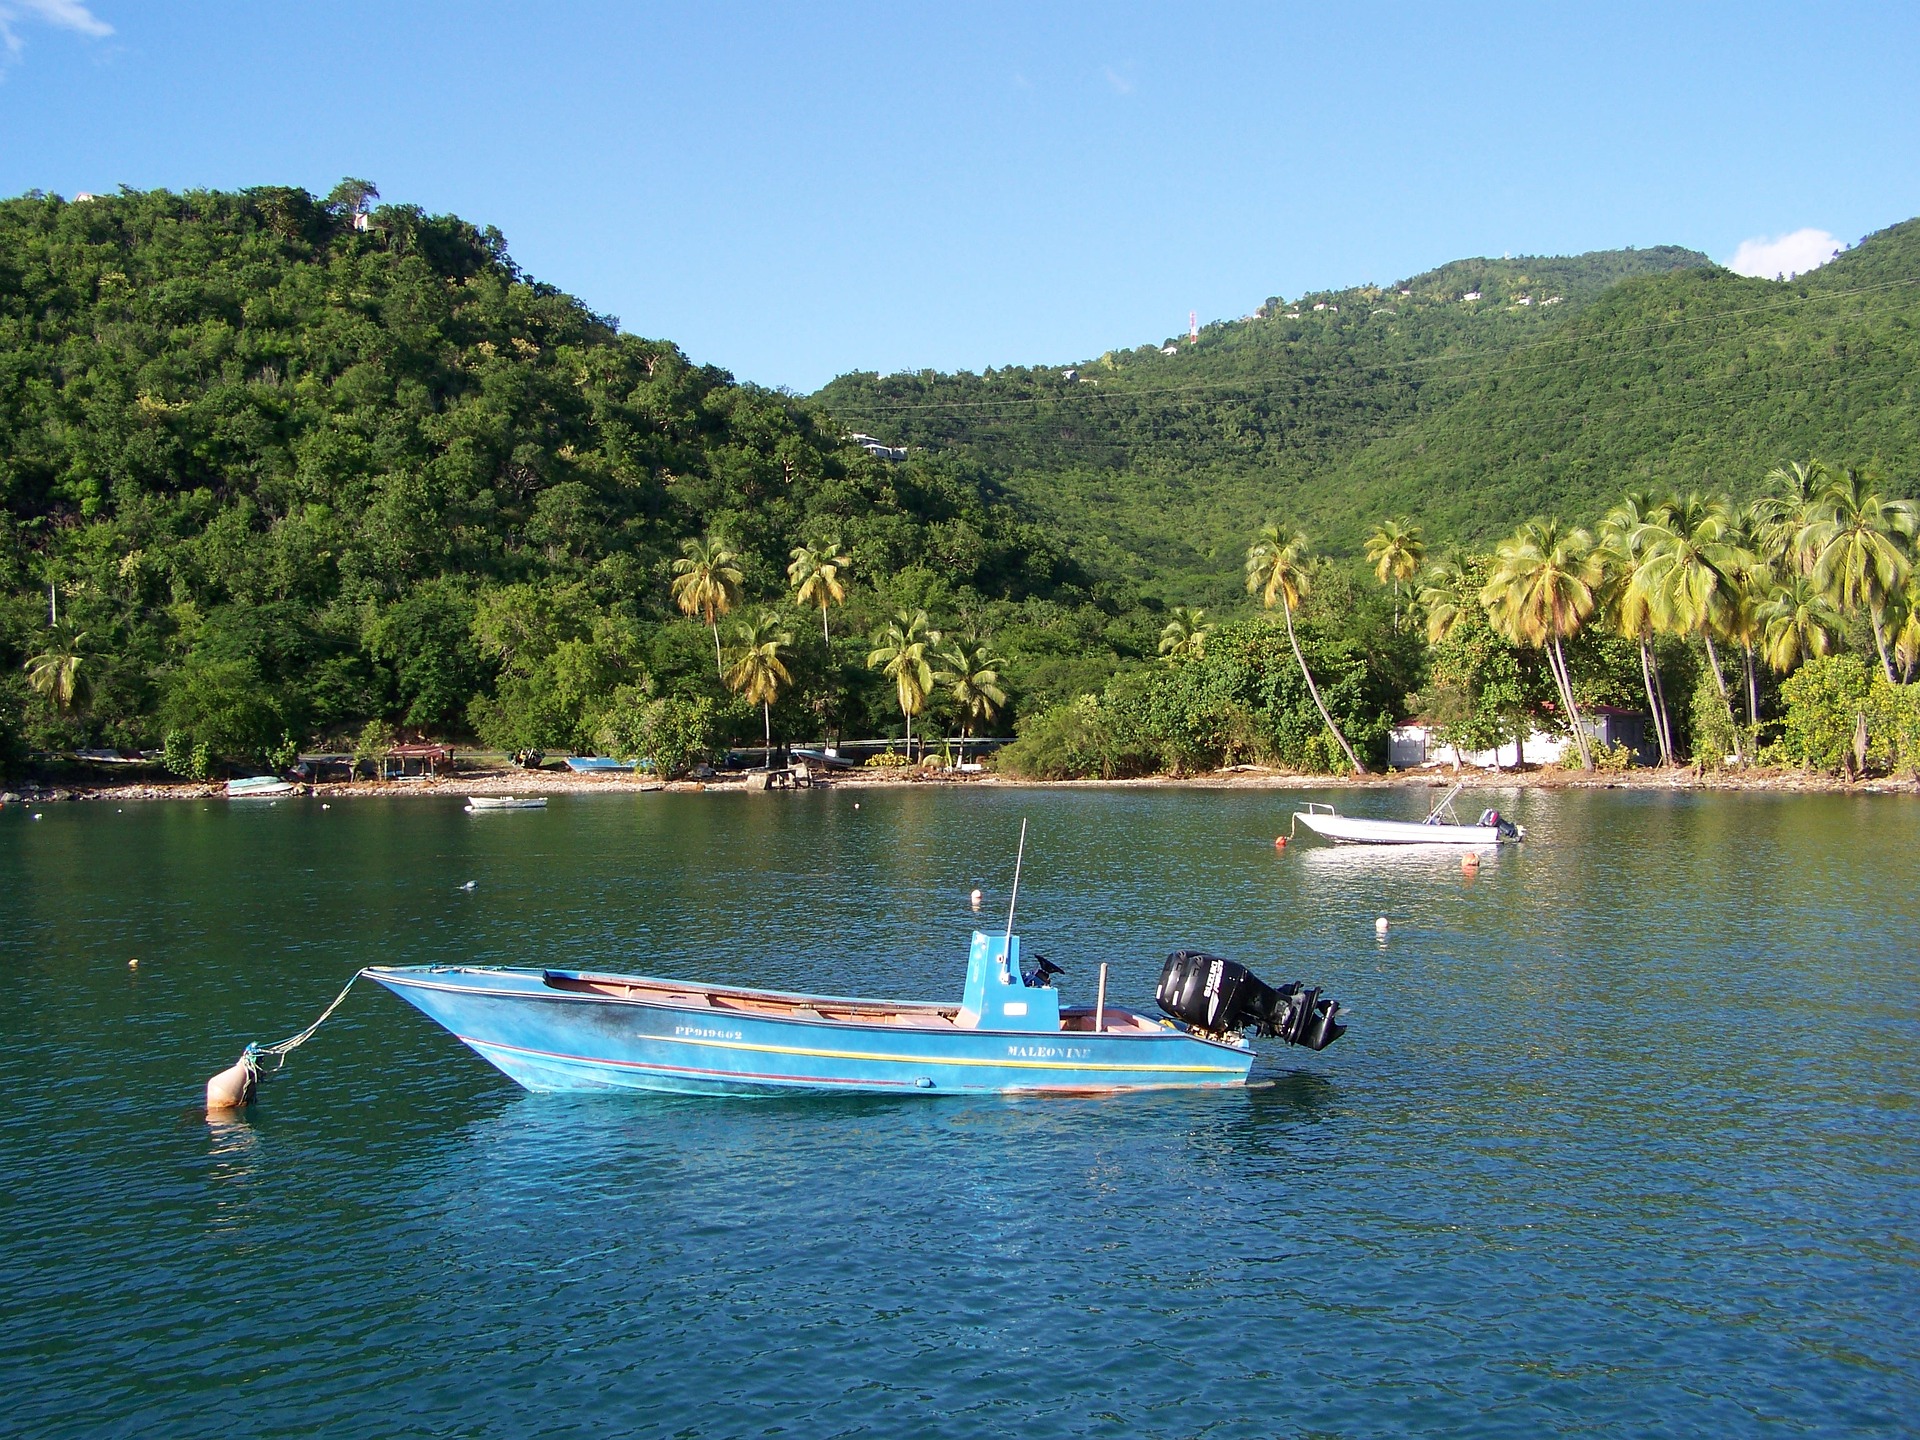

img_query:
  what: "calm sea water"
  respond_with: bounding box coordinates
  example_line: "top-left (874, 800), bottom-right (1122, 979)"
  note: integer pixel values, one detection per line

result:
top-left (2, 784), bottom-right (1915, 1438)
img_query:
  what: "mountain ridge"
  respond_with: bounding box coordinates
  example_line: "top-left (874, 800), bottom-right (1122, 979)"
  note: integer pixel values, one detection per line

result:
top-left (813, 226), bottom-right (1918, 599)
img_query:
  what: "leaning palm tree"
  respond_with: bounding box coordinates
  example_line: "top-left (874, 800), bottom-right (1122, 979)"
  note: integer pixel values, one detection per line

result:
top-left (1416, 557), bottom-right (1472, 645)
top-left (1802, 466), bottom-right (1916, 681)
top-left (1599, 491), bottom-right (1678, 764)
top-left (1244, 524), bottom-right (1365, 774)
top-left (723, 609), bottom-right (793, 762)
top-left (671, 535), bottom-right (745, 679)
top-left (1633, 492), bottom-right (1750, 763)
top-left (1157, 606), bottom-right (1212, 661)
top-left (1480, 518), bottom-right (1600, 770)
top-left (936, 637), bottom-right (1008, 758)
top-left (1757, 573), bottom-right (1843, 674)
top-left (866, 609), bottom-right (940, 754)
top-left (25, 631), bottom-right (91, 714)
top-left (1363, 519), bottom-right (1426, 628)
top-left (787, 537), bottom-right (852, 643)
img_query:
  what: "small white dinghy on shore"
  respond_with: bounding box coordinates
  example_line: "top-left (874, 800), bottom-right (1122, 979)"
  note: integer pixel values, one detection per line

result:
top-left (226, 776), bottom-right (298, 798)
top-left (465, 796), bottom-right (547, 812)
top-left (1292, 781), bottom-right (1523, 846)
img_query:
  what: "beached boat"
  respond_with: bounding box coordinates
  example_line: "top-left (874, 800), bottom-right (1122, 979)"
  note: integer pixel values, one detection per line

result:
top-left (364, 930), bottom-right (1345, 1096)
top-left (1292, 781), bottom-right (1522, 846)
top-left (789, 746), bottom-right (859, 771)
top-left (465, 796), bottom-right (547, 811)
top-left (226, 776), bottom-right (298, 798)
top-left (563, 756), bottom-right (638, 773)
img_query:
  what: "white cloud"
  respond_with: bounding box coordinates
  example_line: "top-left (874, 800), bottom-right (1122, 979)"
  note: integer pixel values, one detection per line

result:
top-left (0, 0), bottom-right (112, 62)
top-left (1726, 228), bottom-right (1842, 281)
top-left (1103, 65), bottom-right (1134, 96)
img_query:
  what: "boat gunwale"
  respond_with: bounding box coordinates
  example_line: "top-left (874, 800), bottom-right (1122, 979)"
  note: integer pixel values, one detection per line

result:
top-left (363, 965), bottom-right (1242, 1051)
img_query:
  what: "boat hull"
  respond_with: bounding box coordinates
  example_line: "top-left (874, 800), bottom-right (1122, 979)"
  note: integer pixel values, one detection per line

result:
top-left (1295, 811), bottom-right (1509, 845)
top-left (366, 967), bottom-right (1255, 1096)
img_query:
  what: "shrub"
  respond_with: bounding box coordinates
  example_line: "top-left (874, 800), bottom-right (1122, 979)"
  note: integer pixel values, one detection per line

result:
top-left (995, 695), bottom-right (1152, 780)
top-left (599, 693), bottom-right (719, 778)
top-left (1688, 670), bottom-right (1740, 768)
top-left (1778, 656), bottom-right (1873, 773)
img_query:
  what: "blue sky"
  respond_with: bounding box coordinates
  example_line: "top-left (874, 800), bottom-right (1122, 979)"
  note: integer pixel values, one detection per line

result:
top-left (2, 2), bottom-right (1916, 391)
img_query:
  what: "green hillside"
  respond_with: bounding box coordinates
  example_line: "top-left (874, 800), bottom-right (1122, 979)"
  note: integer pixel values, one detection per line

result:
top-left (0, 185), bottom-right (1119, 765)
top-left (814, 229), bottom-right (1920, 597)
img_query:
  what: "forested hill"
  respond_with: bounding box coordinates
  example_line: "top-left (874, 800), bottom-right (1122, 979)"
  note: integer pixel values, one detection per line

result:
top-left (0, 185), bottom-right (1096, 762)
top-left (813, 227), bottom-right (1920, 597)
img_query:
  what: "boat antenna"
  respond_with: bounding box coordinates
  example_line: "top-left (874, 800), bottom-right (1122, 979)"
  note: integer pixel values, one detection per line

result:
top-left (1003, 818), bottom-right (1028, 970)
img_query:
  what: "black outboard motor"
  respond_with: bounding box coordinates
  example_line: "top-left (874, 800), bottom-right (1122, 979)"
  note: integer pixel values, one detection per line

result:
top-left (1155, 950), bottom-right (1347, 1050)
top-left (1476, 807), bottom-right (1521, 840)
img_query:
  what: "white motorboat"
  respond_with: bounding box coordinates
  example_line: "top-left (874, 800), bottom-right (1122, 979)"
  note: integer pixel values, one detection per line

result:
top-left (1292, 782), bottom-right (1522, 846)
top-left (465, 796), bottom-right (548, 811)
top-left (226, 776), bottom-right (298, 798)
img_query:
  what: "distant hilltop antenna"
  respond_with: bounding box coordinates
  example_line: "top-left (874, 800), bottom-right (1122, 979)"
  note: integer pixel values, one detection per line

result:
top-left (1188, 310), bottom-right (1199, 342)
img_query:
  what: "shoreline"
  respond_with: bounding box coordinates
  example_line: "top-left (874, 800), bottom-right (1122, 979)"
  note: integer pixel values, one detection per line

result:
top-left (4, 761), bottom-right (1914, 806)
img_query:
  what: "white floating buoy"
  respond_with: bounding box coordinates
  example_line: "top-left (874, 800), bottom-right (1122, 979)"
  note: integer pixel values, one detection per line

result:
top-left (32, 813), bottom-right (42, 820)
top-left (1375, 916), bottom-right (1390, 936)
top-left (322, 803), bottom-right (330, 810)
top-left (970, 888), bottom-right (983, 910)
top-left (206, 1051), bottom-right (257, 1112)
top-left (128, 957), bottom-right (138, 969)
top-left (460, 880), bottom-right (476, 891)
top-left (853, 802), bottom-right (860, 810)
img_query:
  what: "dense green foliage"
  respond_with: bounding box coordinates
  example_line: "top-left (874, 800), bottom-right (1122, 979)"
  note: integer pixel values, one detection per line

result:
top-left (5, 184), bottom-right (1917, 783)
top-left (817, 228), bottom-right (1920, 597)
top-left (1773, 656), bottom-right (1920, 774)
top-left (0, 185), bottom-right (1144, 767)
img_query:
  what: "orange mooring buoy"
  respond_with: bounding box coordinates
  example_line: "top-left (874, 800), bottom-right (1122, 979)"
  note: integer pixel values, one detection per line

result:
top-left (206, 1050), bottom-right (257, 1112)
top-left (1461, 852), bottom-right (1480, 874)
top-left (1274, 836), bottom-right (1287, 849)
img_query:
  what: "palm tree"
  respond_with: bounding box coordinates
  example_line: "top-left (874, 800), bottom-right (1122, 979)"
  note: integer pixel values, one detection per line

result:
top-left (1244, 524), bottom-right (1366, 774)
top-left (936, 637), bottom-right (1007, 758)
top-left (1416, 557), bottom-right (1472, 645)
top-left (25, 630), bottom-right (91, 714)
top-left (1633, 492), bottom-right (1750, 763)
top-left (1480, 518), bottom-right (1601, 770)
top-left (1893, 576), bottom-right (1920, 683)
top-left (1157, 606), bottom-right (1211, 660)
top-left (1753, 458), bottom-right (1830, 574)
top-left (866, 609), bottom-right (940, 754)
top-left (1599, 492), bottom-right (1678, 764)
top-left (723, 609), bottom-right (793, 762)
top-left (1802, 466), bottom-right (1916, 681)
top-left (787, 537), bottom-right (852, 643)
top-left (1363, 519), bottom-right (1426, 628)
top-left (1724, 552), bottom-right (1771, 727)
top-left (671, 535), bottom-right (745, 679)
top-left (1757, 573), bottom-right (1843, 673)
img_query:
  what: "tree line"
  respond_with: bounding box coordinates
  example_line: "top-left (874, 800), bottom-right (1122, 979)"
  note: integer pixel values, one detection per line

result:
top-left (996, 458), bottom-right (1919, 781)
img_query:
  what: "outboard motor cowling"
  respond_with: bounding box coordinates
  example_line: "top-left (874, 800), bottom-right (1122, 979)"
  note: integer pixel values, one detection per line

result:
top-left (1155, 951), bottom-right (1347, 1050)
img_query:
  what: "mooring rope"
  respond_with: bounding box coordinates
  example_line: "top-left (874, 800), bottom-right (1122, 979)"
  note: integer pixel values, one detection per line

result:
top-left (246, 969), bottom-right (369, 1076)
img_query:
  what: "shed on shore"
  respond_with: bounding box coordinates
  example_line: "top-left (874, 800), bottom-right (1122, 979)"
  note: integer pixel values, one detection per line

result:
top-left (383, 743), bottom-right (454, 780)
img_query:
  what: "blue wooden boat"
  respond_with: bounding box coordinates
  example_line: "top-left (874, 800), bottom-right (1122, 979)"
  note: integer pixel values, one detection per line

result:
top-left (364, 931), bottom-right (1346, 1097)
top-left (563, 756), bottom-right (638, 773)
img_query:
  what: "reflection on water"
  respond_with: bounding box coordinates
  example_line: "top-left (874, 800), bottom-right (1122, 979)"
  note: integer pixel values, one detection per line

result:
top-left (1, 787), bottom-right (1916, 1437)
